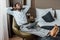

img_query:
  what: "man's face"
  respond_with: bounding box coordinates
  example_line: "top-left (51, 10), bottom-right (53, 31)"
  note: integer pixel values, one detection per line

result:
top-left (16, 4), bottom-right (21, 10)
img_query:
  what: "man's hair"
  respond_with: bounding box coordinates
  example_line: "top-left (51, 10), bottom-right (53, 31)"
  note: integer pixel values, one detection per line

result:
top-left (12, 2), bottom-right (22, 11)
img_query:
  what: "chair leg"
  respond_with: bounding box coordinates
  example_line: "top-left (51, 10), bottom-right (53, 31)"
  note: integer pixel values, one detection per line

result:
top-left (23, 38), bottom-right (25, 40)
top-left (23, 38), bottom-right (24, 40)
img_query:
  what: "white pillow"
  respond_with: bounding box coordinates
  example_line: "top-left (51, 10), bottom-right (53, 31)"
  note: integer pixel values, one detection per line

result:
top-left (36, 8), bottom-right (53, 22)
top-left (56, 10), bottom-right (60, 20)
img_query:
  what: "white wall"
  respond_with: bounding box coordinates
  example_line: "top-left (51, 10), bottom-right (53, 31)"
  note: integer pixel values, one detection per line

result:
top-left (6, 0), bottom-right (9, 7)
top-left (0, 0), bottom-right (8, 40)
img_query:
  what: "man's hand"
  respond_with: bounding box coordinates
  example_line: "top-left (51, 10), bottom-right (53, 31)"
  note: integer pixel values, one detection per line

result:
top-left (49, 24), bottom-right (59, 37)
top-left (12, 6), bottom-right (16, 10)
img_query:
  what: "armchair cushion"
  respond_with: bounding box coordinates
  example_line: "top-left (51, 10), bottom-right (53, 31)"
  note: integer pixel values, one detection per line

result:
top-left (12, 17), bottom-right (32, 37)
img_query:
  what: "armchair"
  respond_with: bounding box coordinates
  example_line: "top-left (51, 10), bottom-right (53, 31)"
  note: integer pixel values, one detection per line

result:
top-left (12, 17), bottom-right (38, 40)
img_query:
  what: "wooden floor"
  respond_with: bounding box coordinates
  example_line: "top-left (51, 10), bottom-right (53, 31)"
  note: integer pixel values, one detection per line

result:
top-left (9, 35), bottom-right (38, 40)
top-left (9, 36), bottom-right (23, 40)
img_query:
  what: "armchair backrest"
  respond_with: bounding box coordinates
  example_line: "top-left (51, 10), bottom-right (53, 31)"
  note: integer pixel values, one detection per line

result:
top-left (12, 17), bottom-right (20, 30)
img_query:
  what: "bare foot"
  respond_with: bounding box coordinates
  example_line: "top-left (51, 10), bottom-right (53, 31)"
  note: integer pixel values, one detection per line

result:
top-left (49, 24), bottom-right (59, 37)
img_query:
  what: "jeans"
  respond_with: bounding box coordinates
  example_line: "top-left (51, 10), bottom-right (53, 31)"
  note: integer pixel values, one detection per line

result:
top-left (38, 36), bottom-right (55, 40)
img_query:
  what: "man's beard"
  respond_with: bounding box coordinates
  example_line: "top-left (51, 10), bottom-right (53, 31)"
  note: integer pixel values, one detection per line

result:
top-left (16, 8), bottom-right (21, 11)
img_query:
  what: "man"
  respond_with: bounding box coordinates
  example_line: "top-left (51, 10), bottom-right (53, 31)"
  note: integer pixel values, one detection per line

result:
top-left (7, 2), bottom-right (59, 40)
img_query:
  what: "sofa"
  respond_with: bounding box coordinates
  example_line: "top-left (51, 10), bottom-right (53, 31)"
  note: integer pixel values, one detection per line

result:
top-left (35, 8), bottom-right (60, 39)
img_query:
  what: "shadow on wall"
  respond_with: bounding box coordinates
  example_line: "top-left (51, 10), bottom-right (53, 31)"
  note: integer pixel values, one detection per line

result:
top-left (35, 0), bottom-right (60, 9)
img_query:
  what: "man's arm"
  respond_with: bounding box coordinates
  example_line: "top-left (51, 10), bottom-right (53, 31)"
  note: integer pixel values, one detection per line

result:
top-left (22, 5), bottom-right (30, 14)
top-left (22, 0), bottom-right (31, 14)
top-left (7, 7), bottom-right (13, 15)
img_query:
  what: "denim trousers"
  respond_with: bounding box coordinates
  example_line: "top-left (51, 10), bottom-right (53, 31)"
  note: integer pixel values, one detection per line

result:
top-left (38, 36), bottom-right (55, 40)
